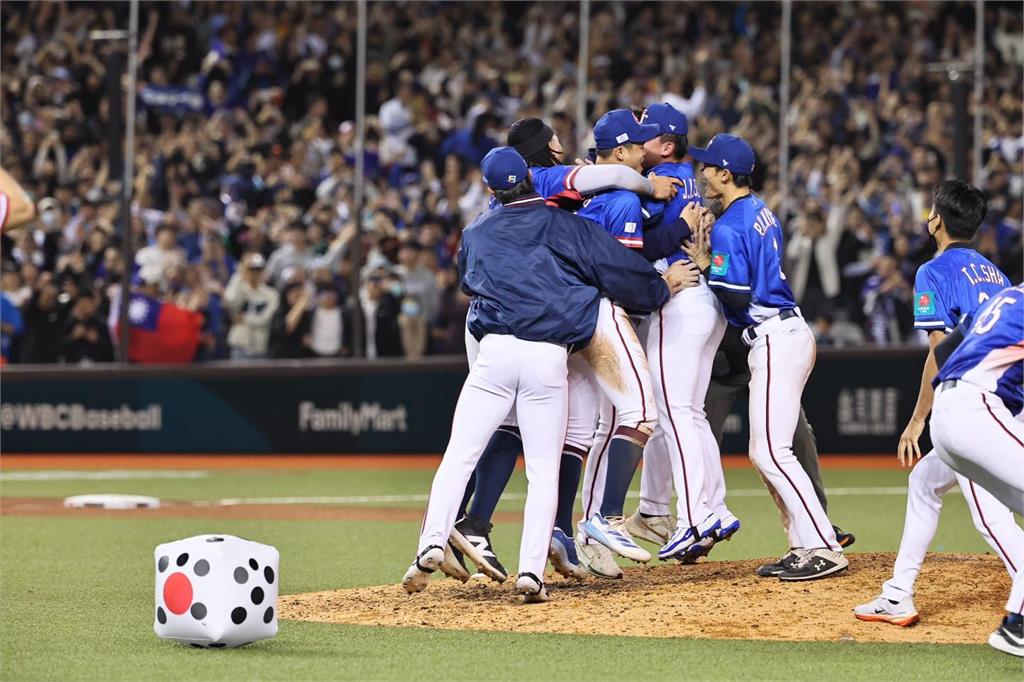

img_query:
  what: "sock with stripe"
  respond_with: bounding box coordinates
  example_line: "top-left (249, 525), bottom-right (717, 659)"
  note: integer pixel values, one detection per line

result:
top-left (467, 428), bottom-right (521, 523)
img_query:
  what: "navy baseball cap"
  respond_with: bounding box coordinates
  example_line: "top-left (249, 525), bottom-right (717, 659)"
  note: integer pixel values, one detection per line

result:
top-left (641, 103), bottom-right (688, 136)
top-left (481, 146), bottom-right (528, 190)
top-left (688, 134), bottom-right (756, 175)
top-left (593, 109), bottom-right (659, 150)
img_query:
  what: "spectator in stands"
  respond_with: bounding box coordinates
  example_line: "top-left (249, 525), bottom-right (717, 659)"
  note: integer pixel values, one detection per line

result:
top-left (59, 289), bottom-right (113, 363)
top-left (358, 268), bottom-right (403, 359)
top-left (308, 282), bottom-right (344, 358)
top-left (135, 222), bottom-right (186, 287)
top-left (861, 255), bottom-right (913, 346)
top-left (224, 253), bottom-right (279, 360)
top-left (269, 282), bottom-right (313, 359)
top-left (17, 280), bottom-right (65, 363)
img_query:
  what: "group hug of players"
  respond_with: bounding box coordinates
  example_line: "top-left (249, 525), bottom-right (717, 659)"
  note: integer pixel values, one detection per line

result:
top-left (399, 103), bottom-right (1024, 658)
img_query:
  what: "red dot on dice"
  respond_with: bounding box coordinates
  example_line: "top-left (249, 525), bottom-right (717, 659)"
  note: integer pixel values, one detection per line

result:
top-left (163, 572), bottom-right (193, 615)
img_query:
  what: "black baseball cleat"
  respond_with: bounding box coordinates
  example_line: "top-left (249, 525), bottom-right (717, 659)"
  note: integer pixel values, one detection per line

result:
top-left (449, 515), bottom-right (508, 582)
top-left (756, 549), bottom-right (805, 577)
top-left (834, 525), bottom-right (856, 548)
top-left (778, 548), bottom-right (849, 581)
top-left (988, 614), bottom-right (1024, 657)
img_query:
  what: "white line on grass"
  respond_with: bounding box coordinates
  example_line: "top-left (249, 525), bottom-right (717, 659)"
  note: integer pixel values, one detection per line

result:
top-left (0, 470), bottom-right (211, 482)
top-left (214, 486), bottom-right (910, 507)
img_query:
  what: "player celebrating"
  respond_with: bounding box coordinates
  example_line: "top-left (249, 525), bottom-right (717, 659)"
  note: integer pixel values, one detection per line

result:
top-left (403, 147), bottom-right (692, 602)
top-left (684, 133), bottom-right (848, 581)
top-left (855, 181), bottom-right (1022, 625)
top-left (930, 285), bottom-right (1024, 657)
top-left (0, 167), bottom-right (38, 234)
top-left (623, 102), bottom-right (731, 562)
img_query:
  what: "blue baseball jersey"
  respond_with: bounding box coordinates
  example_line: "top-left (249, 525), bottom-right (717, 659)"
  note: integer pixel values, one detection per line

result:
top-left (707, 193), bottom-right (797, 327)
top-left (913, 244), bottom-right (1008, 333)
top-left (487, 164), bottom-right (584, 211)
top-left (641, 161), bottom-right (702, 266)
top-left (936, 284), bottom-right (1024, 415)
top-left (575, 189), bottom-right (645, 250)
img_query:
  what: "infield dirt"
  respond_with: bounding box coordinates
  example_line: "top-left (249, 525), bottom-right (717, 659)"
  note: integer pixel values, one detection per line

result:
top-left (280, 552), bottom-right (1008, 645)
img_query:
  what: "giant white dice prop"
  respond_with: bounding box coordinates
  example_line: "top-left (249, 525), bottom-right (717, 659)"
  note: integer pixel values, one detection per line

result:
top-left (154, 534), bottom-right (279, 648)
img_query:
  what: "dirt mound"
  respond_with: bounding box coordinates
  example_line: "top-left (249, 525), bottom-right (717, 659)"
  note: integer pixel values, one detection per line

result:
top-left (279, 552), bottom-right (1009, 644)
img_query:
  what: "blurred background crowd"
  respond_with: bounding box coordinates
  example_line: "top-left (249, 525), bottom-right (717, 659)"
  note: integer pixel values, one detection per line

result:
top-left (0, 1), bottom-right (1020, 364)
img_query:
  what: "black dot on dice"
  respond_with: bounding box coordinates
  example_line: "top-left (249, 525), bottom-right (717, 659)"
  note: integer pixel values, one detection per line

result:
top-left (263, 607), bottom-right (274, 624)
top-left (190, 643), bottom-right (203, 649)
top-left (194, 559), bottom-right (210, 577)
top-left (205, 537), bottom-right (224, 543)
top-left (209, 643), bottom-right (226, 649)
top-left (248, 558), bottom-right (259, 570)
top-left (156, 607), bottom-right (167, 624)
top-left (176, 553), bottom-right (189, 567)
top-left (157, 556), bottom-right (169, 572)
top-left (251, 587), bottom-right (264, 605)
top-left (190, 602), bottom-right (207, 620)
top-left (231, 607), bottom-right (247, 624)
top-left (234, 567), bottom-right (248, 584)
top-left (264, 566), bottom-right (275, 584)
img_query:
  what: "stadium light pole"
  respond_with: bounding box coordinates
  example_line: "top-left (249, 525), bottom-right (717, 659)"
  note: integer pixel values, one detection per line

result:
top-left (90, 0), bottom-right (138, 364)
top-left (973, 0), bottom-right (984, 183)
top-left (350, 0), bottom-right (367, 358)
top-left (576, 0), bottom-right (590, 158)
top-left (778, 0), bottom-right (792, 220)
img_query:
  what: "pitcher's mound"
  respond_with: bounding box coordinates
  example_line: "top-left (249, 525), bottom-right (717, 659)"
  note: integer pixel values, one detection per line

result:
top-left (280, 552), bottom-right (1008, 644)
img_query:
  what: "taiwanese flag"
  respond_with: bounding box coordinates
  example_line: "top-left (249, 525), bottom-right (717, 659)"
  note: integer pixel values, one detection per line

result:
top-left (119, 294), bottom-right (202, 364)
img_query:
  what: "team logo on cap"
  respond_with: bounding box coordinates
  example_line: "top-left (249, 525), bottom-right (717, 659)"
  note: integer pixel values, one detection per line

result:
top-left (616, 133), bottom-right (629, 144)
top-left (508, 174), bottom-right (517, 183)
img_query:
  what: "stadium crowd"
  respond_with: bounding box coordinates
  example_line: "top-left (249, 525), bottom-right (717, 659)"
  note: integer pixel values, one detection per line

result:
top-left (0, 1), bottom-right (1020, 364)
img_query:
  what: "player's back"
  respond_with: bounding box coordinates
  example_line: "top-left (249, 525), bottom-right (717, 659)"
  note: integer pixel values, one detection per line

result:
top-left (937, 285), bottom-right (1024, 415)
top-left (914, 245), bottom-right (1009, 333)
top-left (575, 188), bottom-right (644, 250)
top-left (642, 161), bottom-right (701, 267)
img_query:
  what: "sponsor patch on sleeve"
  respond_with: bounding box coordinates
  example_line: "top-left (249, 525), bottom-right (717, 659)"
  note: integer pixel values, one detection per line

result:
top-left (914, 290), bottom-right (936, 316)
top-left (710, 252), bottom-right (729, 276)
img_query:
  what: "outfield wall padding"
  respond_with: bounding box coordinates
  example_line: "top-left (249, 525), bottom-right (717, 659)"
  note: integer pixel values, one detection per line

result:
top-left (0, 348), bottom-right (928, 454)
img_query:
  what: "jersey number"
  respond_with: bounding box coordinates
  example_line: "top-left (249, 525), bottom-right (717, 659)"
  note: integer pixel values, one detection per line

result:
top-left (972, 295), bottom-right (1017, 335)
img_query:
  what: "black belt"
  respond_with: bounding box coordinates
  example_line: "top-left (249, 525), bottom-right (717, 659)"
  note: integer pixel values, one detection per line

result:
top-left (742, 308), bottom-right (799, 343)
top-left (938, 379), bottom-right (959, 391)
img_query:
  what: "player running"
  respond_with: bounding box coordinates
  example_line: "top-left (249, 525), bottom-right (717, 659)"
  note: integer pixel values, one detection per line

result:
top-left (930, 285), bottom-right (1024, 657)
top-left (684, 133), bottom-right (848, 581)
top-left (854, 180), bottom-right (1022, 625)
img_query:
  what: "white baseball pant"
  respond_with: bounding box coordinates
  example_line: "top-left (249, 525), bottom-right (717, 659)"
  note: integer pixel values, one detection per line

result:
top-left (932, 381), bottom-right (1024, 615)
top-left (881, 450), bottom-right (1024, 604)
top-left (640, 281), bottom-right (727, 527)
top-left (579, 299), bottom-right (657, 524)
top-left (417, 334), bottom-right (567, 581)
top-left (746, 315), bottom-right (841, 552)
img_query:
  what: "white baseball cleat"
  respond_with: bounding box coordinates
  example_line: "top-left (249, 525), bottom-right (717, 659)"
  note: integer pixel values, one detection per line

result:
top-left (988, 615), bottom-right (1024, 657)
top-left (575, 536), bottom-right (623, 579)
top-left (853, 595), bottom-right (920, 627)
top-left (516, 572), bottom-right (550, 603)
top-left (438, 542), bottom-right (471, 583)
top-left (580, 513), bottom-right (651, 563)
top-left (548, 528), bottom-right (588, 580)
top-left (402, 545), bottom-right (444, 594)
top-left (658, 514), bottom-right (721, 561)
top-left (624, 510), bottom-right (674, 545)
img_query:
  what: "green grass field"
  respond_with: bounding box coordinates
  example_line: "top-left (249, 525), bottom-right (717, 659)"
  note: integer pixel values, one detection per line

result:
top-left (1, 462), bottom-right (1021, 681)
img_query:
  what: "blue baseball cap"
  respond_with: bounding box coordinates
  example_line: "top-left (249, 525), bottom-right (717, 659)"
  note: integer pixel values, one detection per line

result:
top-left (688, 134), bottom-right (756, 176)
top-left (481, 146), bottom-right (529, 190)
top-left (641, 103), bottom-right (688, 136)
top-left (593, 109), bottom-right (659, 150)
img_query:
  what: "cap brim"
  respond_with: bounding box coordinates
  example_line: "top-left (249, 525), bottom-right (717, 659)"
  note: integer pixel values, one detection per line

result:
top-left (687, 146), bottom-right (717, 165)
top-left (629, 123), bottom-right (661, 144)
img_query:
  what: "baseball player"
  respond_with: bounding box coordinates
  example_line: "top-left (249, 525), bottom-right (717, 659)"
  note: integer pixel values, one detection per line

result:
top-left (572, 109), bottom-right (671, 572)
top-left (447, 117), bottom-right (684, 583)
top-left (403, 147), bottom-right (692, 601)
top-left (930, 285), bottom-right (1024, 657)
top-left (616, 103), bottom-right (730, 563)
top-left (855, 180), bottom-right (1022, 625)
top-left (684, 133), bottom-right (848, 581)
top-left (0, 167), bottom-right (38, 234)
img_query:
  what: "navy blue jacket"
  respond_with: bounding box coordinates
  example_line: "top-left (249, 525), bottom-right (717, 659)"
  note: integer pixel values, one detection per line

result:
top-left (459, 195), bottom-right (670, 346)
